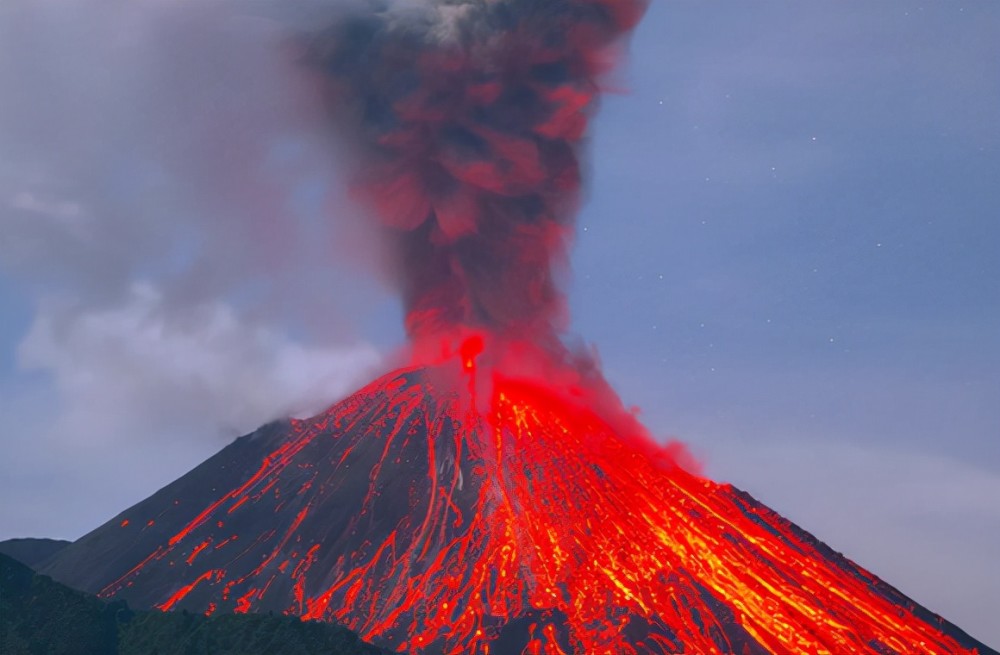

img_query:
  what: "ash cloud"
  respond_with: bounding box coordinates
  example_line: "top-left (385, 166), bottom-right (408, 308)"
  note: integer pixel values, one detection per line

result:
top-left (302, 0), bottom-right (648, 340)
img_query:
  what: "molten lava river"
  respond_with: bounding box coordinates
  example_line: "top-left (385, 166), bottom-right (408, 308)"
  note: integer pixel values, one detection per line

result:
top-left (89, 337), bottom-right (983, 655)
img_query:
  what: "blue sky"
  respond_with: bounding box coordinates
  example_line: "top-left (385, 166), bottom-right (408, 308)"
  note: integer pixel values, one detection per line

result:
top-left (578, 3), bottom-right (999, 644)
top-left (1, 1), bottom-right (998, 647)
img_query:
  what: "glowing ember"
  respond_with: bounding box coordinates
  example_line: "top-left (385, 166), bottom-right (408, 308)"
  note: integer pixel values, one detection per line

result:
top-left (76, 336), bottom-right (982, 654)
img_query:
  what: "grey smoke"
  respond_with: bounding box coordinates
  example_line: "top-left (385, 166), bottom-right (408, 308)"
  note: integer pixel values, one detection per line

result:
top-left (0, 0), bottom-right (393, 538)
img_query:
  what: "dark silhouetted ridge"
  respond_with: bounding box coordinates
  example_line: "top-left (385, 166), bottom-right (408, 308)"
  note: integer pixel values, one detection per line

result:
top-left (1, 553), bottom-right (390, 655)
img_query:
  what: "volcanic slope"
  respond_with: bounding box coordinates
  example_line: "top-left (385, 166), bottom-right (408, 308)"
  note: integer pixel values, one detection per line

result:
top-left (41, 363), bottom-right (993, 655)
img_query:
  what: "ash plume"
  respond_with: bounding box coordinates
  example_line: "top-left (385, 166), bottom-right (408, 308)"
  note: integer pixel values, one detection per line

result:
top-left (303, 0), bottom-right (648, 340)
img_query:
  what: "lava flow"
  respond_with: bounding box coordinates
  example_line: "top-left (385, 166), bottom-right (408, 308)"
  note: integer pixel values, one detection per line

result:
top-left (36, 1), bottom-right (992, 653)
top-left (42, 335), bottom-right (987, 654)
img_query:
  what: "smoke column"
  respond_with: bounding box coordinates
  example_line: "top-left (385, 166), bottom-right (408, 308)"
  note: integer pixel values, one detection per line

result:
top-left (304, 0), bottom-right (647, 344)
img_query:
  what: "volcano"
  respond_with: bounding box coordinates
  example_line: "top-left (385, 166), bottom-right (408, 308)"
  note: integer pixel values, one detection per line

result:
top-left (31, 1), bottom-right (994, 653)
top-left (40, 337), bottom-right (990, 655)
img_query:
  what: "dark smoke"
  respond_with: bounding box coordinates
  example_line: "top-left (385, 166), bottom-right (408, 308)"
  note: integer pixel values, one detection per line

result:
top-left (303, 0), bottom-right (648, 341)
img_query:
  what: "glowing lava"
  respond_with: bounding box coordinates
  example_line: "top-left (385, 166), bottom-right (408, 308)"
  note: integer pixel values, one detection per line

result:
top-left (65, 336), bottom-right (983, 655)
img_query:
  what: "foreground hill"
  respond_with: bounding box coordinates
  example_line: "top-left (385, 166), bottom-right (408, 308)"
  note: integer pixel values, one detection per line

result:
top-left (0, 553), bottom-right (390, 655)
top-left (0, 537), bottom-right (71, 569)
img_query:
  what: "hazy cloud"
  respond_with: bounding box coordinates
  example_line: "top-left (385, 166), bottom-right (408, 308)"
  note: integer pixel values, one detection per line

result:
top-left (0, 0), bottom-right (393, 318)
top-left (0, 0), bottom-right (393, 538)
top-left (19, 283), bottom-right (382, 437)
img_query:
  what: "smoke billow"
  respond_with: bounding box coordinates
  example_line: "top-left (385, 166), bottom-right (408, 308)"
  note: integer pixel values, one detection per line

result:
top-left (302, 0), bottom-right (648, 341)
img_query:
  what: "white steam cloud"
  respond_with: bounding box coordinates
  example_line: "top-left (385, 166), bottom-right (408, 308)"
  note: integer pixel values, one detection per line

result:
top-left (0, 0), bottom-right (393, 538)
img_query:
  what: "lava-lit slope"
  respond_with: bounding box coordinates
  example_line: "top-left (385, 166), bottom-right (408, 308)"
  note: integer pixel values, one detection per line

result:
top-left (41, 362), bottom-right (989, 655)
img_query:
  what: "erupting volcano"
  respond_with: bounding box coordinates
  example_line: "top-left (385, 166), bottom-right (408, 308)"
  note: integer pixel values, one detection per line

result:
top-left (38, 1), bottom-right (992, 654)
top-left (42, 341), bottom-right (989, 654)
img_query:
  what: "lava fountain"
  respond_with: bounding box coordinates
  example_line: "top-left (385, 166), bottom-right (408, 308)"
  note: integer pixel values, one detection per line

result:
top-left (38, 1), bottom-right (991, 654)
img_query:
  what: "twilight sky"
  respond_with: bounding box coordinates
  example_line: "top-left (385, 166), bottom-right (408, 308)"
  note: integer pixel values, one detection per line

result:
top-left (1, 0), bottom-right (998, 647)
